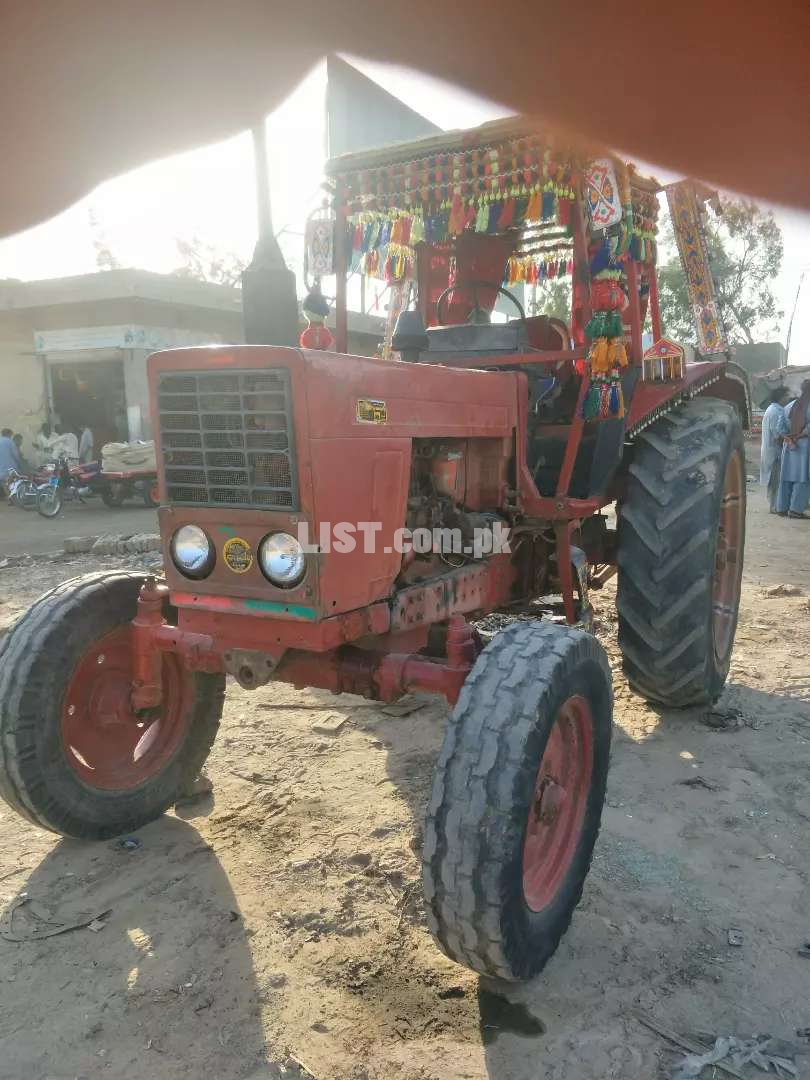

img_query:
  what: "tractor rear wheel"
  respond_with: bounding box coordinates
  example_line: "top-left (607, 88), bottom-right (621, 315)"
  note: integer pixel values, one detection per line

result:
top-left (617, 397), bottom-right (745, 707)
top-left (422, 621), bottom-right (612, 981)
top-left (0, 571), bottom-right (225, 839)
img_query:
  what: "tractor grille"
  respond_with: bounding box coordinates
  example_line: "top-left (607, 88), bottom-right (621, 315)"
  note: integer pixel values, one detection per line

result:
top-left (157, 369), bottom-right (298, 509)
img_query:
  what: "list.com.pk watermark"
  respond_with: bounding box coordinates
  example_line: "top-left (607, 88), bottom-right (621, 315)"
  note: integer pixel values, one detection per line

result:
top-left (295, 522), bottom-right (511, 558)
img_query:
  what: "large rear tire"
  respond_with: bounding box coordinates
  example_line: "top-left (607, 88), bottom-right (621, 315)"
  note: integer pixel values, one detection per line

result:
top-left (422, 621), bottom-right (612, 981)
top-left (617, 397), bottom-right (745, 707)
top-left (0, 571), bottom-right (225, 839)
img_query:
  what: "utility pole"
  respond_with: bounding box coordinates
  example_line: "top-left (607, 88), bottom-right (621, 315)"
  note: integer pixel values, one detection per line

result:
top-left (785, 270), bottom-right (807, 367)
top-left (241, 120), bottom-right (300, 346)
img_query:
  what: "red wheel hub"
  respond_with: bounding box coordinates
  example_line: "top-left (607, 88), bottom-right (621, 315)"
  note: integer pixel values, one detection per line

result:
top-left (61, 626), bottom-right (190, 790)
top-left (522, 695), bottom-right (593, 912)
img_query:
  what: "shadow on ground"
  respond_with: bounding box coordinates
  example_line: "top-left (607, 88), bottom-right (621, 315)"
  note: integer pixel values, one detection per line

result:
top-left (0, 817), bottom-right (266, 1080)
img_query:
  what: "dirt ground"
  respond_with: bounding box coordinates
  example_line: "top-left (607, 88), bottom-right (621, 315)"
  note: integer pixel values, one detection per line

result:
top-left (0, 474), bottom-right (808, 1080)
top-left (0, 502), bottom-right (158, 557)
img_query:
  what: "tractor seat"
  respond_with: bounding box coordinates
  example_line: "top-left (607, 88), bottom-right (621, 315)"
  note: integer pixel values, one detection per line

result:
top-left (522, 315), bottom-right (568, 351)
top-left (424, 320), bottom-right (530, 357)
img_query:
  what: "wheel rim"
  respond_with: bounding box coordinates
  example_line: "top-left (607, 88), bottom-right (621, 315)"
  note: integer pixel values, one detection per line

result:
top-left (522, 695), bottom-right (593, 913)
top-left (61, 626), bottom-right (190, 790)
top-left (712, 450), bottom-right (744, 664)
top-left (40, 493), bottom-right (60, 516)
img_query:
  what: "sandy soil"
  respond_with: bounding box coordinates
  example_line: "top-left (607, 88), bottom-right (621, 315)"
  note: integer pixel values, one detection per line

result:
top-left (0, 478), bottom-right (808, 1080)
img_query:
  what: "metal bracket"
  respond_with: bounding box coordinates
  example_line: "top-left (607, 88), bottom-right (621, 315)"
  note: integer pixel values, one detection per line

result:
top-left (223, 649), bottom-right (280, 690)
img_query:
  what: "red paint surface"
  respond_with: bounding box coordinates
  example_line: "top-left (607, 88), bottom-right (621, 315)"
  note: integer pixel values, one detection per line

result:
top-left (522, 694), bottom-right (594, 911)
top-left (625, 360), bottom-right (726, 431)
top-left (62, 625), bottom-right (191, 790)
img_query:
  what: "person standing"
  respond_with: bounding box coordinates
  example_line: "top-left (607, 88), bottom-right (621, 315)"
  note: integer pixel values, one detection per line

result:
top-left (760, 387), bottom-right (791, 513)
top-left (79, 424), bottom-right (94, 463)
top-left (777, 379), bottom-right (810, 519)
top-left (0, 427), bottom-right (21, 489)
top-left (53, 424), bottom-right (79, 464)
top-left (32, 422), bottom-right (56, 466)
top-left (12, 433), bottom-right (31, 474)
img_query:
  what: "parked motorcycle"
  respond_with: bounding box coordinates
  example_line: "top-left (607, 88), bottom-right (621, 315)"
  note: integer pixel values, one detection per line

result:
top-left (6, 469), bottom-right (40, 510)
top-left (36, 454), bottom-right (93, 518)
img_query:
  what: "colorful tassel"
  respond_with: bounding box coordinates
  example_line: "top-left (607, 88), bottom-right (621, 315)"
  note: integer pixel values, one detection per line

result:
top-left (609, 380), bottom-right (624, 417)
top-left (498, 198), bottom-right (515, 230)
top-left (582, 380), bottom-right (601, 420)
top-left (541, 188), bottom-right (556, 220)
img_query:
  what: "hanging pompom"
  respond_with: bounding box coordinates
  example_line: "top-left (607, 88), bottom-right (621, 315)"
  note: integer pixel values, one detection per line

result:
top-left (585, 312), bottom-right (607, 338)
top-left (498, 198), bottom-right (515, 230)
top-left (608, 311), bottom-right (625, 338)
top-left (590, 337), bottom-right (610, 373)
top-left (541, 188), bottom-right (556, 220)
top-left (575, 357), bottom-right (588, 377)
top-left (589, 242), bottom-right (612, 277)
top-left (582, 380), bottom-right (601, 420)
top-left (609, 379), bottom-right (624, 418)
top-left (558, 196), bottom-right (572, 228)
top-left (447, 194), bottom-right (463, 235)
top-left (526, 187), bottom-right (541, 221)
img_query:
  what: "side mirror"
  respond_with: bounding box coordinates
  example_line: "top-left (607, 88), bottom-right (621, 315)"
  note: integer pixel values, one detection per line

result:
top-left (391, 310), bottom-right (429, 363)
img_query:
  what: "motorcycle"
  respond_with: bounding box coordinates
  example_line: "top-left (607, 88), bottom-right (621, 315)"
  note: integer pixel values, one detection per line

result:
top-left (6, 469), bottom-right (40, 510)
top-left (36, 454), bottom-right (93, 518)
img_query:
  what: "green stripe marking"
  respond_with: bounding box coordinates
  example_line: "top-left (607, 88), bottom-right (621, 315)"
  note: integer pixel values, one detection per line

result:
top-left (243, 599), bottom-right (317, 620)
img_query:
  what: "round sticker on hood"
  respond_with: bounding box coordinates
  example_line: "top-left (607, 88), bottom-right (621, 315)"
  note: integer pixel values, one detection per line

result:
top-left (223, 537), bottom-right (253, 573)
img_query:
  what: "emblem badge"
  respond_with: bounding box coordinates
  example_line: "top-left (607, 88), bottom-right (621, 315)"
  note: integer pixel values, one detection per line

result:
top-left (223, 537), bottom-right (254, 573)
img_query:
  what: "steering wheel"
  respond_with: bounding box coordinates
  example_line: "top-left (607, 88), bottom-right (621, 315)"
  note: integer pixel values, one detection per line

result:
top-left (436, 280), bottom-right (527, 327)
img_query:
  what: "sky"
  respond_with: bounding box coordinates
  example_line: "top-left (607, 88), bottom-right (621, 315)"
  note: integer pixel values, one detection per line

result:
top-left (1, 58), bottom-right (809, 362)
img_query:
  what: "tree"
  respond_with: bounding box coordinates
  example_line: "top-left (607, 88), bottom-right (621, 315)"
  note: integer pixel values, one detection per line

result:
top-left (173, 236), bottom-right (246, 287)
top-left (87, 206), bottom-right (122, 271)
top-left (657, 196), bottom-right (783, 346)
top-left (527, 277), bottom-right (571, 322)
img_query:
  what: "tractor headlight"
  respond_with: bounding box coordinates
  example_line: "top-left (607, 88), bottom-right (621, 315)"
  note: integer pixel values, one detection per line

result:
top-left (171, 525), bottom-right (214, 579)
top-left (258, 532), bottom-right (306, 588)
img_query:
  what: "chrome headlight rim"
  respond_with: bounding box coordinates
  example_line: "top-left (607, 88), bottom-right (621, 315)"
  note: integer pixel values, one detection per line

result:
top-left (258, 531), bottom-right (307, 589)
top-left (170, 524), bottom-right (215, 580)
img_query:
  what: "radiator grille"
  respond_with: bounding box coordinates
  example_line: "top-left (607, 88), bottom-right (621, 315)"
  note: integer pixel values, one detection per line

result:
top-left (157, 369), bottom-right (297, 509)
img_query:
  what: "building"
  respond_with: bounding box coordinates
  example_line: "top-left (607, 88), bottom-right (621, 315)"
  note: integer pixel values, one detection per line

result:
top-left (752, 363), bottom-right (810, 405)
top-left (732, 342), bottom-right (787, 379)
top-left (0, 269), bottom-right (384, 450)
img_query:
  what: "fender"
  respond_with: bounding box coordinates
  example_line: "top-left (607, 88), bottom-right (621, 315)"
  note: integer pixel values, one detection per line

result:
top-left (702, 360), bottom-right (751, 430)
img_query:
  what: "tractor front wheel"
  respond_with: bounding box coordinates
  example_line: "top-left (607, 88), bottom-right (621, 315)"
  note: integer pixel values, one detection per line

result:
top-left (422, 621), bottom-right (612, 981)
top-left (0, 571), bottom-right (225, 839)
top-left (617, 398), bottom-right (745, 707)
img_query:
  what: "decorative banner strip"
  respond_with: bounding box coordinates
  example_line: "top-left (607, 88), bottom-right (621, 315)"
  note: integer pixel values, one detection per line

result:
top-left (666, 181), bottom-right (727, 354)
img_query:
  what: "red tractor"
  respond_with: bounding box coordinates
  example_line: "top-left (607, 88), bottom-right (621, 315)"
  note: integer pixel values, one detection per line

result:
top-left (0, 118), bottom-right (749, 982)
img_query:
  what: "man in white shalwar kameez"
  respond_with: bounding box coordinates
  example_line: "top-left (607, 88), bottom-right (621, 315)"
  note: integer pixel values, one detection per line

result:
top-left (777, 380), bottom-right (810, 518)
top-left (760, 387), bottom-right (791, 513)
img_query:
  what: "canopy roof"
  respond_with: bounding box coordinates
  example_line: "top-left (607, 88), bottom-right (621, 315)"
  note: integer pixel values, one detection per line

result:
top-left (326, 114), bottom-right (660, 218)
